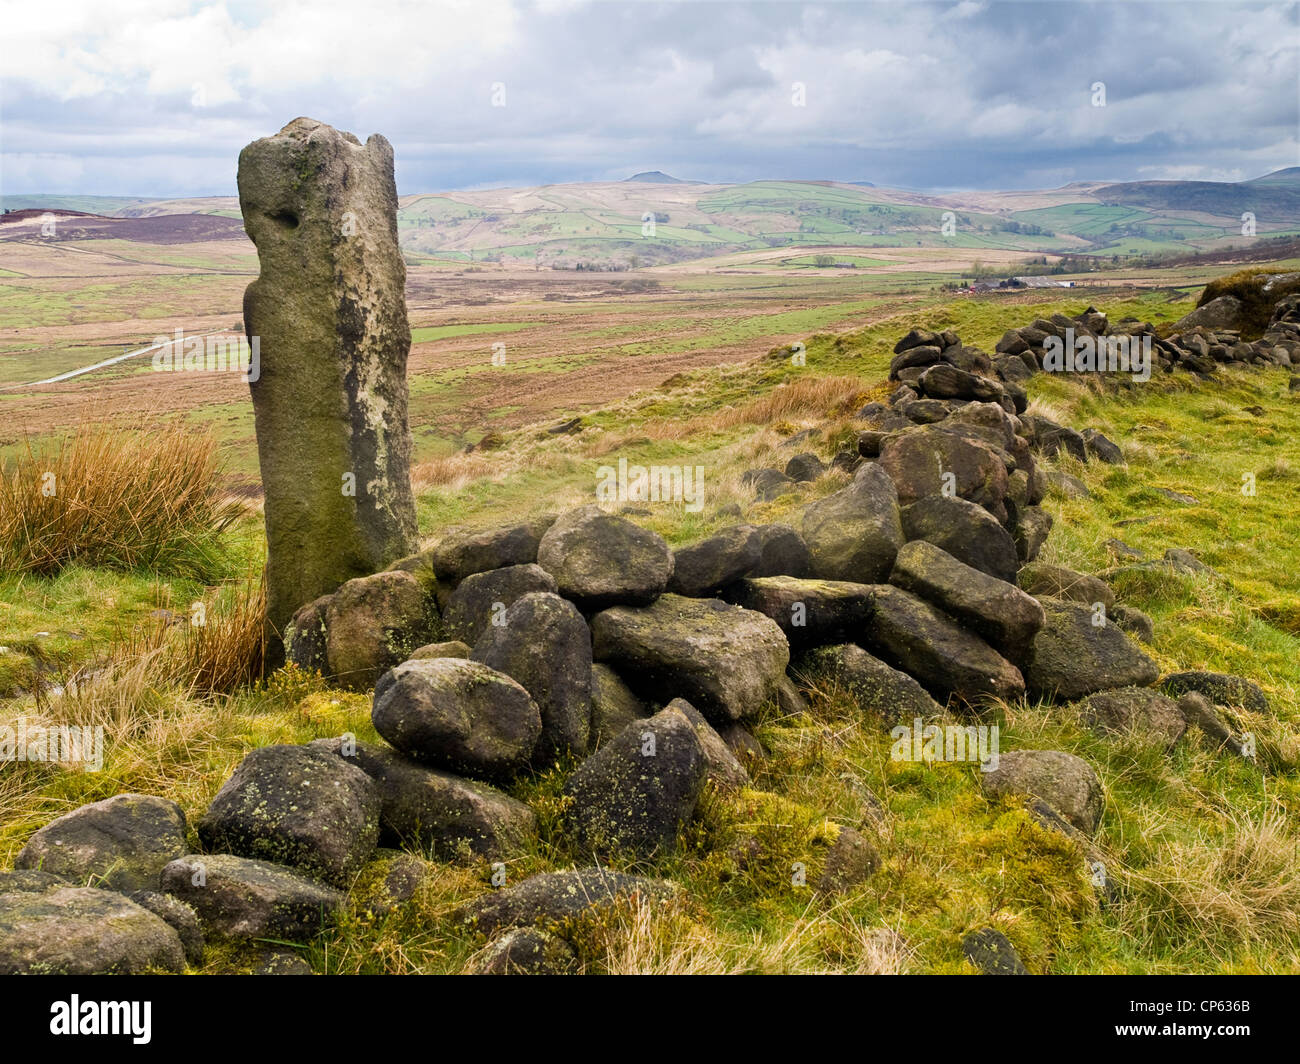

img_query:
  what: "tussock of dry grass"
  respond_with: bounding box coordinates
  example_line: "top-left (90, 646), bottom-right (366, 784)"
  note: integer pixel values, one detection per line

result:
top-left (713, 375), bottom-right (871, 428)
top-left (410, 451), bottom-right (499, 491)
top-left (1122, 809), bottom-right (1300, 957)
top-left (576, 900), bottom-right (913, 975)
top-left (0, 419), bottom-right (239, 578)
top-left (1024, 396), bottom-right (1070, 425)
top-left (84, 568), bottom-right (268, 696)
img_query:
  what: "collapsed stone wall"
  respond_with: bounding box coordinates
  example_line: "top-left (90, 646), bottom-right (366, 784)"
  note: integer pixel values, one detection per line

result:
top-left (2, 295), bottom-right (1288, 976)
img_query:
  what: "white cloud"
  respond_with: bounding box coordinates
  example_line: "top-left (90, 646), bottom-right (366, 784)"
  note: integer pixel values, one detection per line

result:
top-left (0, 0), bottom-right (1295, 195)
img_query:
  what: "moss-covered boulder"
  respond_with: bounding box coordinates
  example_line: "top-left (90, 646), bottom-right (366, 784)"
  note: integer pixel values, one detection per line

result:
top-left (890, 540), bottom-right (1045, 661)
top-left (425, 515), bottom-right (557, 587)
top-left (127, 890), bottom-right (205, 965)
top-left (1161, 670), bottom-right (1271, 715)
top-left (1185, 269), bottom-right (1300, 338)
top-left (239, 118), bottom-right (418, 645)
top-left (980, 749), bottom-right (1104, 835)
top-left (371, 657), bottom-right (542, 780)
top-left (442, 563), bottom-right (556, 646)
top-left (962, 928), bottom-right (1029, 975)
top-left (325, 569), bottom-right (437, 691)
top-left (663, 698), bottom-right (750, 790)
top-left (667, 525), bottom-right (761, 596)
top-left (284, 592), bottom-right (332, 675)
top-left (472, 591), bottom-right (592, 763)
top-left (878, 424), bottom-right (1009, 517)
top-left (0, 869), bottom-right (66, 894)
top-left (0, 886), bottom-right (186, 974)
top-left (866, 585), bottom-right (1025, 705)
top-left (15, 793), bottom-right (188, 892)
top-left (198, 744), bottom-right (380, 887)
top-left (351, 851), bottom-right (430, 916)
top-left (801, 643), bottom-right (945, 725)
top-left (1076, 686), bottom-right (1186, 750)
top-left (1175, 692), bottom-right (1246, 756)
top-left (456, 868), bottom-right (678, 936)
top-left (311, 738), bottom-right (536, 859)
top-left (1112, 604), bottom-right (1155, 644)
top-left (563, 705), bottom-right (708, 858)
top-left (161, 854), bottom-right (344, 941)
top-left (591, 594), bottom-right (790, 724)
top-left (901, 494), bottom-right (1019, 583)
top-left (1173, 294), bottom-right (1245, 332)
top-left (467, 927), bottom-right (578, 974)
top-left (800, 462), bottom-right (903, 583)
top-left (536, 505), bottom-right (674, 610)
top-left (816, 824), bottom-right (880, 893)
top-left (1024, 598), bottom-right (1159, 702)
top-left (723, 575), bottom-right (876, 651)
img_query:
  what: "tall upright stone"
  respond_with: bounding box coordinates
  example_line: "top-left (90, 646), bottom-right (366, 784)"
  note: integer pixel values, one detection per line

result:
top-left (239, 118), bottom-right (418, 649)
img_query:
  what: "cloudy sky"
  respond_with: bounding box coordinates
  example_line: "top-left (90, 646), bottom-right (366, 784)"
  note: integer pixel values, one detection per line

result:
top-left (2, 0), bottom-right (1297, 197)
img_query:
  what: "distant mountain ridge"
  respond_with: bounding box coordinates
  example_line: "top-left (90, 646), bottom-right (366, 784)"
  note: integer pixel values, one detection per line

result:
top-left (623, 171), bottom-right (692, 184)
top-left (5, 167), bottom-right (1297, 268)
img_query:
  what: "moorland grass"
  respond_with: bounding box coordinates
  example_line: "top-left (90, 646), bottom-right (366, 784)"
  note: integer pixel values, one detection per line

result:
top-left (2, 283), bottom-right (1298, 973)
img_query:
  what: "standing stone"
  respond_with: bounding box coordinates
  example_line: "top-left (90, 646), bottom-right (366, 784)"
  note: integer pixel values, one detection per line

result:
top-left (239, 117), bottom-right (418, 648)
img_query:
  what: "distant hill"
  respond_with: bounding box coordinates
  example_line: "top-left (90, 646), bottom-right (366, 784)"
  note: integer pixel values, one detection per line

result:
top-left (0, 194), bottom-right (150, 215)
top-left (9, 167), bottom-right (1299, 268)
top-left (624, 171), bottom-right (689, 183)
top-left (1094, 172), bottom-right (1300, 216)
top-left (1246, 167), bottom-right (1300, 187)
top-left (0, 211), bottom-right (245, 245)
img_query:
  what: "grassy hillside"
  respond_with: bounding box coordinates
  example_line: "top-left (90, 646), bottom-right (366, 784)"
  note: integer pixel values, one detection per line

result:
top-left (2, 273), bottom-right (1297, 974)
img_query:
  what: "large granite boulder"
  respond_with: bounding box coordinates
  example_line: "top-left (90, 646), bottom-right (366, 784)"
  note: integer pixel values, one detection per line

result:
top-left (889, 540), bottom-right (1045, 660)
top-left (980, 750), bottom-right (1104, 835)
top-left (442, 563), bottom-right (557, 647)
top-left (1024, 598), bottom-right (1160, 701)
top-left (198, 744), bottom-right (380, 887)
top-left (0, 887), bottom-right (186, 974)
top-left (563, 705), bottom-right (708, 857)
top-left (901, 495), bottom-right (1019, 583)
top-left (161, 854), bottom-right (345, 941)
top-left (866, 585), bottom-right (1025, 705)
top-left (371, 657), bottom-right (542, 780)
top-left (591, 594), bottom-right (790, 724)
top-left (324, 569), bottom-right (437, 690)
top-left (15, 793), bottom-right (187, 892)
top-left (723, 576), bottom-right (876, 650)
top-left (311, 739), bottom-right (536, 859)
top-left (667, 525), bottom-right (761, 596)
top-left (536, 506), bottom-right (674, 610)
top-left (472, 592), bottom-right (592, 762)
top-left (800, 463), bottom-right (904, 583)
